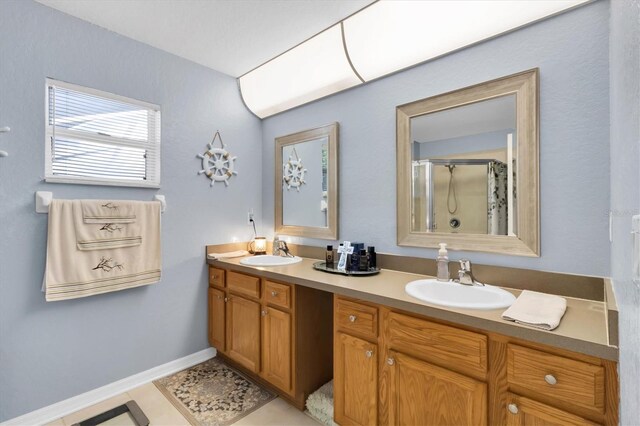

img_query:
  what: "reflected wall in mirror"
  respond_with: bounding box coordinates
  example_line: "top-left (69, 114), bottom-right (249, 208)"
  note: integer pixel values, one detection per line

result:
top-left (397, 69), bottom-right (539, 256)
top-left (275, 123), bottom-right (338, 240)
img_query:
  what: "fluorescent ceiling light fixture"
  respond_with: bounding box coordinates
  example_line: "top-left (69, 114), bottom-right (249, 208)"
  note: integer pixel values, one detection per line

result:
top-left (239, 24), bottom-right (361, 119)
top-left (239, 0), bottom-right (589, 118)
top-left (343, 0), bottom-right (588, 82)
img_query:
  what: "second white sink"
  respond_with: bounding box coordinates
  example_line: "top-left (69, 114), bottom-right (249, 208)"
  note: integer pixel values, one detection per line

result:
top-left (405, 279), bottom-right (516, 310)
top-left (240, 255), bottom-right (303, 267)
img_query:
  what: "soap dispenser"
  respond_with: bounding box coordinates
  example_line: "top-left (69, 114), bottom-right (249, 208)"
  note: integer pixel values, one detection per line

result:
top-left (436, 243), bottom-right (449, 282)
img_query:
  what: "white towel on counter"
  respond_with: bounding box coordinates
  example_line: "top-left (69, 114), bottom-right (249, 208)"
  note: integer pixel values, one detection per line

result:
top-left (81, 199), bottom-right (136, 224)
top-left (74, 201), bottom-right (141, 251)
top-left (44, 199), bottom-right (161, 302)
top-left (207, 250), bottom-right (249, 260)
top-left (501, 290), bottom-right (567, 331)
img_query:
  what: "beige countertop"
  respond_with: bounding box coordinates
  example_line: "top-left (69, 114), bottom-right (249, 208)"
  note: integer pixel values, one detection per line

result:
top-left (207, 255), bottom-right (618, 361)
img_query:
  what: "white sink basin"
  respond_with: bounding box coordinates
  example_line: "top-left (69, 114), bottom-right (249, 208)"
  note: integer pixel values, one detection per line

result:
top-left (405, 279), bottom-right (516, 310)
top-left (240, 255), bottom-right (303, 267)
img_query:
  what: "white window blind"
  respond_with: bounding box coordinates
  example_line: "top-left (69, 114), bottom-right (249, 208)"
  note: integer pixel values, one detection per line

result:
top-left (45, 79), bottom-right (161, 187)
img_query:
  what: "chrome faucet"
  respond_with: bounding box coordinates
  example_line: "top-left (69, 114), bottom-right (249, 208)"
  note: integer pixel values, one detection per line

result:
top-left (455, 259), bottom-right (484, 286)
top-left (273, 238), bottom-right (294, 257)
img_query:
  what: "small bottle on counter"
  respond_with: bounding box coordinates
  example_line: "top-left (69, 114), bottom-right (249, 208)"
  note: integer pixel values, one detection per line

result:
top-left (358, 249), bottom-right (369, 271)
top-left (367, 246), bottom-right (377, 269)
top-left (326, 245), bottom-right (334, 268)
top-left (436, 243), bottom-right (449, 282)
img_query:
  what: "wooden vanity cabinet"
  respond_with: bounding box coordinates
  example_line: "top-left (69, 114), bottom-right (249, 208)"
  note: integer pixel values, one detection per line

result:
top-left (333, 295), bottom-right (618, 426)
top-left (207, 266), bottom-right (333, 409)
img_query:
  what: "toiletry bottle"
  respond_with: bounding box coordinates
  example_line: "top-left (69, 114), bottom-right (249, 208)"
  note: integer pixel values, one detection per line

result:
top-left (367, 246), bottom-right (377, 269)
top-left (350, 250), bottom-right (360, 272)
top-left (436, 243), bottom-right (449, 282)
top-left (326, 245), bottom-right (334, 268)
top-left (359, 249), bottom-right (369, 271)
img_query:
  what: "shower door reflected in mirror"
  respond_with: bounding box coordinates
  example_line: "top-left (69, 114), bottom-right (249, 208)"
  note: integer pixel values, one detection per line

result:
top-left (411, 94), bottom-right (517, 236)
top-left (397, 69), bottom-right (539, 256)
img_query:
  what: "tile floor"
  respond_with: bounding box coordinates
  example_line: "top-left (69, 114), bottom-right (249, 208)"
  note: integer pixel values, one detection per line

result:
top-left (45, 381), bottom-right (321, 426)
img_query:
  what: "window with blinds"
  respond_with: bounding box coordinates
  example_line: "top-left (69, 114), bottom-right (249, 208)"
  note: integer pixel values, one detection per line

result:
top-left (45, 79), bottom-right (161, 187)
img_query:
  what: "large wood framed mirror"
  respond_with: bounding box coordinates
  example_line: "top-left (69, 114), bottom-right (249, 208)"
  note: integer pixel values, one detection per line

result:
top-left (275, 123), bottom-right (339, 240)
top-left (397, 69), bottom-right (539, 256)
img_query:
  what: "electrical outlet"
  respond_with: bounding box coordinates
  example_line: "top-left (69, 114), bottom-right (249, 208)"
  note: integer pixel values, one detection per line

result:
top-left (247, 211), bottom-right (254, 225)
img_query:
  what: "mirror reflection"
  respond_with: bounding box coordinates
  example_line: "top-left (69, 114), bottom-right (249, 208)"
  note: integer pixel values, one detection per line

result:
top-left (411, 94), bottom-right (517, 236)
top-left (282, 137), bottom-right (329, 228)
top-left (275, 122), bottom-right (338, 240)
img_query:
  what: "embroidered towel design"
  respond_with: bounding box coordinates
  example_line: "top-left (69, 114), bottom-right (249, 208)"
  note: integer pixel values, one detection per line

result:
top-left (81, 200), bottom-right (136, 224)
top-left (73, 201), bottom-right (142, 251)
top-left (44, 199), bottom-right (161, 301)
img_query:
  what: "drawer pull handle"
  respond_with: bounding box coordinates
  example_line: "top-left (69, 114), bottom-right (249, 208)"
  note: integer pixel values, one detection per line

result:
top-left (261, 310), bottom-right (267, 316)
top-left (213, 275), bottom-right (219, 280)
top-left (508, 403), bottom-right (519, 415)
top-left (271, 291), bottom-right (278, 297)
top-left (544, 374), bottom-right (557, 385)
top-left (349, 315), bottom-right (357, 322)
top-left (387, 357), bottom-right (395, 366)
top-left (365, 350), bottom-right (373, 358)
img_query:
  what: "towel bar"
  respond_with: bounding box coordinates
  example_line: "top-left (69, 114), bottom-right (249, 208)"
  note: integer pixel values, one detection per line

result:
top-left (35, 191), bottom-right (167, 214)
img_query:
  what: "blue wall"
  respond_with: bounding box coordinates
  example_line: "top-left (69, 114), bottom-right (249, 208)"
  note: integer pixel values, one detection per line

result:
top-left (262, 0), bottom-right (610, 277)
top-left (0, 0), bottom-right (262, 420)
top-left (610, 0), bottom-right (640, 423)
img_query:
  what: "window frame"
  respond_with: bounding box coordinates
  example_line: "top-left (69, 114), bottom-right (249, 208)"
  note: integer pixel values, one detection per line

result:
top-left (44, 78), bottom-right (161, 188)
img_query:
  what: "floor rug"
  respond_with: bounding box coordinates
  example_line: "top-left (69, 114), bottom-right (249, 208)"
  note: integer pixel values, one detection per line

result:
top-left (154, 357), bottom-right (276, 426)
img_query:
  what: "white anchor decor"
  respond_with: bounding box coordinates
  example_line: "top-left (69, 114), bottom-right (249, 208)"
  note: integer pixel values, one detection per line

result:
top-left (283, 147), bottom-right (307, 191)
top-left (197, 130), bottom-right (238, 187)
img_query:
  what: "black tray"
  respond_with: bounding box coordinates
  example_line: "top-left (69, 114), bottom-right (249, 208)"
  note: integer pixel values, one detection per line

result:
top-left (313, 261), bottom-right (381, 276)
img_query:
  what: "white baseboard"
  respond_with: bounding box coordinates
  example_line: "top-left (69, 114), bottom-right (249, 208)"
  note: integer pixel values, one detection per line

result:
top-left (2, 347), bottom-right (216, 426)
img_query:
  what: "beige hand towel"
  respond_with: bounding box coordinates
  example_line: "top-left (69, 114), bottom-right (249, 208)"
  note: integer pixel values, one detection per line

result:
top-left (74, 201), bottom-right (141, 251)
top-left (501, 290), bottom-right (567, 331)
top-left (207, 250), bottom-right (249, 260)
top-left (81, 200), bottom-right (136, 224)
top-left (44, 199), bottom-right (161, 302)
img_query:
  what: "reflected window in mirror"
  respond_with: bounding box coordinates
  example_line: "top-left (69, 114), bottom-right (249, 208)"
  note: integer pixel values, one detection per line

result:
top-left (397, 69), bottom-right (539, 256)
top-left (275, 123), bottom-right (338, 240)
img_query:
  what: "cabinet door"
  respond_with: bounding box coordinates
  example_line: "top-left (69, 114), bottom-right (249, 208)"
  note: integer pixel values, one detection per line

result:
top-left (226, 295), bottom-right (261, 373)
top-left (505, 393), bottom-right (600, 426)
top-left (387, 350), bottom-right (487, 426)
top-left (208, 288), bottom-right (225, 351)
top-left (334, 332), bottom-right (378, 426)
top-left (261, 306), bottom-right (292, 393)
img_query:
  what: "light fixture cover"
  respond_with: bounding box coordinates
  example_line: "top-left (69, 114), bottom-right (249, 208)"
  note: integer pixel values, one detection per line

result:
top-left (239, 0), bottom-right (589, 118)
top-left (239, 24), bottom-right (361, 118)
top-left (343, 0), bottom-right (588, 82)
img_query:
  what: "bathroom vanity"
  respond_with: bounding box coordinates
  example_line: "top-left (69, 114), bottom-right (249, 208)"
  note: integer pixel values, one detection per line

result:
top-left (206, 250), bottom-right (619, 426)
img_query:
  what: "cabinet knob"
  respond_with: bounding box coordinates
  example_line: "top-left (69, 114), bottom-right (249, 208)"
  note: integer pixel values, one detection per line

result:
top-left (387, 357), bottom-right (395, 366)
top-left (544, 374), bottom-right (557, 385)
top-left (224, 297), bottom-right (228, 302)
top-left (507, 403), bottom-right (519, 414)
top-left (261, 310), bottom-right (267, 316)
top-left (365, 350), bottom-right (373, 358)
top-left (213, 275), bottom-right (219, 280)
top-left (271, 291), bottom-right (278, 297)
top-left (348, 315), bottom-right (357, 322)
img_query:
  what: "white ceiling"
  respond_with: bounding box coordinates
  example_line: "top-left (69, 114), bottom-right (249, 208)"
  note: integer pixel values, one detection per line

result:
top-left (35, 0), bottom-right (374, 77)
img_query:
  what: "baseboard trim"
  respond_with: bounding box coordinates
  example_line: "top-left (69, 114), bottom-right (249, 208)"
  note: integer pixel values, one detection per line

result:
top-left (2, 347), bottom-right (216, 426)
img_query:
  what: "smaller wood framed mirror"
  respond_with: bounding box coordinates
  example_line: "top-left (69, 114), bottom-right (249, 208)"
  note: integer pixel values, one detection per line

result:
top-left (275, 123), bottom-right (339, 240)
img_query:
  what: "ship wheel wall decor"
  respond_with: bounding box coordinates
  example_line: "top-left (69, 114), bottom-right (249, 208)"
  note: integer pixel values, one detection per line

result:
top-left (283, 147), bottom-right (307, 191)
top-left (197, 130), bottom-right (238, 187)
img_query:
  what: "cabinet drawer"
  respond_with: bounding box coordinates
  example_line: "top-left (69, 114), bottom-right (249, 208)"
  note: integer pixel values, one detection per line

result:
top-left (209, 267), bottom-right (225, 288)
top-left (507, 344), bottom-right (605, 413)
top-left (227, 271), bottom-right (260, 298)
top-left (386, 312), bottom-right (487, 378)
top-left (336, 298), bottom-right (378, 339)
top-left (264, 281), bottom-right (292, 309)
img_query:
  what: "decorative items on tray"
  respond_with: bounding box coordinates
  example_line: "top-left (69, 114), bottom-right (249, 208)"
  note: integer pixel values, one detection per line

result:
top-left (314, 240), bottom-right (380, 276)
